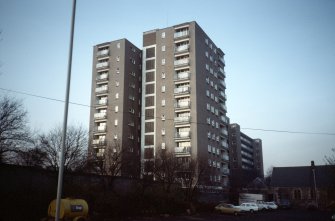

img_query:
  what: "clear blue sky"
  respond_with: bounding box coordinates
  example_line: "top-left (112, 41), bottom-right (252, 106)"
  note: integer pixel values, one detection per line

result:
top-left (1, 0), bottom-right (334, 172)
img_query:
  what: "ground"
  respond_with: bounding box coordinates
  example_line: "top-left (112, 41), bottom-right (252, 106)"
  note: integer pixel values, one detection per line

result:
top-left (128, 209), bottom-right (333, 221)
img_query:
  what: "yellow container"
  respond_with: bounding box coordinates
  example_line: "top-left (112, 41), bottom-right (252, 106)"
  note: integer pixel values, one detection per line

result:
top-left (48, 198), bottom-right (88, 219)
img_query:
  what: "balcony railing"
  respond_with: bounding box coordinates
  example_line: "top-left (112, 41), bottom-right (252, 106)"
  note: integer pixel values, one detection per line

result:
top-left (92, 139), bottom-right (107, 146)
top-left (97, 49), bottom-right (109, 57)
top-left (219, 91), bottom-right (227, 100)
top-left (175, 44), bottom-right (189, 53)
top-left (220, 129), bottom-right (228, 137)
top-left (219, 80), bottom-right (226, 88)
top-left (174, 58), bottom-right (189, 67)
top-left (220, 104), bottom-right (227, 112)
top-left (221, 168), bottom-right (230, 175)
top-left (174, 86), bottom-right (190, 94)
top-left (94, 112), bottom-right (107, 120)
top-left (174, 30), bottom-right (189, 39)
top-left (175, 146), bottom-right (191, 155)
top-left (96, 73), bottom-right (108, 82)
top-left (95, 86), bottom-right (108, 94)
top-left (221, 141), bottom-right (228, 149)
top-left (174, 116), bottom-right (191, 123)
top-left (174, 72), bottom-right (190, 81)
top-left (94, 126), bottom-right (107, 133)
top-left (220, 116), bottom-right (229, 124)
top-left (175, 101), bottom-right (191, 109)
top-left (175, 131), bottom-right (191, 139)
top-left (222, 154), bottom-right (229, 161)
top-left (96, 62), bottom-right (109, 69)
top-left (96, 99), bottom-right (108, 106)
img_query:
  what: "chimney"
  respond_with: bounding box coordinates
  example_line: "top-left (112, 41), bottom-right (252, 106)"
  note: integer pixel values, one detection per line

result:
top-left (311, 160), bottom-right (315, 168)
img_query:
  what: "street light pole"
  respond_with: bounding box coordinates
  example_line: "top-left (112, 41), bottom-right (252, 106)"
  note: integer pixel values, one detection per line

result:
top-left (55, 0), bottom-right (76, 220)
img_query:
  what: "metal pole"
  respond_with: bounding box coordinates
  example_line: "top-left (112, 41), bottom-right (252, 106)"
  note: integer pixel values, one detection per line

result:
top-left (312, 168), bottom-right (318, 208)
top-left (55, 0), bottom-right (76, 220)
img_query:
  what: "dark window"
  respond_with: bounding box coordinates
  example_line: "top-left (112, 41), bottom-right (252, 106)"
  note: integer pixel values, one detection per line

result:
top-left (145, 109), bottom-right (154, 120)
top-left (145, 135), bottom-right (154, 145)
top-left (144, 148), bottom-right (154, 159)
top-left (145, 84), bottom-right (155, 94)
top-left (146, 47), bottom-right (155, 58)
top-left (145, 122), bottom-right (154, 133)
top-left (146, 59), bottom-right (155, 70)
top-left (146, 71), bottom-right (155, 82)
top-left (145, 96), bottom-right (155, 107)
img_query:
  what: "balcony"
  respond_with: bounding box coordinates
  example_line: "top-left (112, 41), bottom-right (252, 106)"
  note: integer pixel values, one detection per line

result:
top-left (220, 104), bottom-right (227, 112)
top-left (220, 115), bottom-right (229, 124)
top-left (220, 129), bottom-right (228, 137)
top-left (96, 99), bottom-right (108, 106)
top-left (174, 30), bottom-right (189, 39)
top-left (175, 44), bottom-right (189, 54)
top-left (94, 112), bottom-right (107, 120)
top-left (175, 146), bottom-right (191, 156)
top-left (175, 131), bottom-right (191, 139)
top-left (175, 100), bottom-right (191, 109)
top-left (96, 73), bottom-right (108, 82)
top-left (94, 126), bottom-right (107, 133)
top-left (218, 56), bottom-right (225, 66)
top-left (174, 86), bottom-right (190, 95)
top-left (219, 91), bottom-right (227, 100)
top-left (174, 72), bottom-right (190, 81)
top-left (219, 80), bottom-right (226, 89)
top-left (218, 70), bottom-right (225, 79)
top-left (92, 139), bottom-right (107, 146)
top-left (221, 140), bottom-right (228, 149)
top-left (219, 67), bottom-right (225, 76)
top-left (97, 49), bottom-right (109, 57)
top-left (221, 168), bottom-right (230, 175)
top-left (96, 61), bottom-right (109, 69)
top-left (95, 86), bottom-right (108, 94)
top-left (174, 116), bottom-right (191, 124)
top-left (174, 58), bottom-right (190, 67)
top-left (222, 154), bottom-right (229, 162)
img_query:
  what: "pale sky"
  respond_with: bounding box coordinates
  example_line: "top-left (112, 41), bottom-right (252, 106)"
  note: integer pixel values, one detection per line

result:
top-left (0, 0), bottom-right (334, 172)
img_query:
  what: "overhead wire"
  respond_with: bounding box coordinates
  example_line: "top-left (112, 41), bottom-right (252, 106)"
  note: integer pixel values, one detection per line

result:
top-left (1, 86), bottom-right (335, 136)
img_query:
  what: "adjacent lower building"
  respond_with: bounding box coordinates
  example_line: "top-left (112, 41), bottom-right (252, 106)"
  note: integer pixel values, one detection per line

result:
top-left (88, 39), bottom-right (142, 178)
top-left (141, 21), bottom-right (230, 188)
top-left (228, 123), bottom-right (264, 191)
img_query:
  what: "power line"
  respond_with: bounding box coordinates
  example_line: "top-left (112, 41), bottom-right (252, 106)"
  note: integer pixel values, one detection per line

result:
top-left (1, 87), bottom-right (335, 136)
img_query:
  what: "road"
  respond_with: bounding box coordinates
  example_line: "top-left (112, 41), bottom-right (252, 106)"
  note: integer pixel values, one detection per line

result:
top-left (129, 209), bottom-right (333, 221)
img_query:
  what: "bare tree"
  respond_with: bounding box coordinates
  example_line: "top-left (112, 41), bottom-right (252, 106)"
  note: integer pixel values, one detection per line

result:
top-left (325, 148), bottom-right (335, 165)
top-left (153, 149), bottom-right (183, 193)
top-left (37, 125), bottom-right (88, 171)
top-left (15, 146), bottom-right (47, 168)
top-left (177, 157), bottom-right (208, 203)
top-left (0, 96), bottom-right (31, 163)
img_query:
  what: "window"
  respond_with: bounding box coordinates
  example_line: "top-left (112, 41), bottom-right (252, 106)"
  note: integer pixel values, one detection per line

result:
top-left (206, 64), bottom-right (209, 70)
top-left (115, 106), bottom-right (118, 113)
top-left (206, 77), bottom-right (209, 84)
top-left (115, 93), bottom-right (119, 99)
top-left (161, 99), bottom-right (166, 106)
top-left (114, 119), bottom-right (118, 126)
top-left (205, 51), bottom-right (209, 57)
top-left (208, 145), bottom-right (211, 152)
top-left (205, 38), bottom-right (209, 45)
top-left (162, 59), bottom-right (165, 65)
top-left (116, 56), bottom-right (120, 62)
top-left (206, 90), bottom-right (210, 97)
top-left (207, 103), bottom-right (210, 110)
top-left (208, 159), bottom-right (212, 166)
top-left (207, 131), bottom-right (211, 138)
top-left (161, 114), bottom-right (165, 121)
top-left (211, 93), bottom-right (214, 100)
top-left (207, 117), bottom-right (211, 124)
top-left (115, 81), bottom-right (119, 87)
top-left (210, 81), bottom-right (214, 87)
top-left (117, 42), bottom-right (120, 48)
top-left (161, 85), bottom-right (166, 92)
top-left (114, 134), bottom-right (118, 139)
top-left (161, 128), bottom-right (165, 135)
top-left (162, 45), bottom-right (166, 51)
top-left (161, 32), bottom-right (165, 38)
top-left (162, 142), bottom-right (166, 149)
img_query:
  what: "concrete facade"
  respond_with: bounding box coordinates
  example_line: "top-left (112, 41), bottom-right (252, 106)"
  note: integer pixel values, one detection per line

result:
top-left (228, 123), bottom-right (264, 190)
top-left (89, 39), bottom-right (142, 178)
top-left (141, 21), bottom-right (229, 188)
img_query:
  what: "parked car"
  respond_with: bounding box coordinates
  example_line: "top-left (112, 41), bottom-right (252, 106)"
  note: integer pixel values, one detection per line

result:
top-left (266, 202), bottom-right (278, 210)
top-left (214, 203), bottom-right (242, 216)
top-left (237, 202), bottom-right (259, 213)
top-left (256, 201), bottom-right (269, 210)
top-left (278, 199), bottom-right (291, 209)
